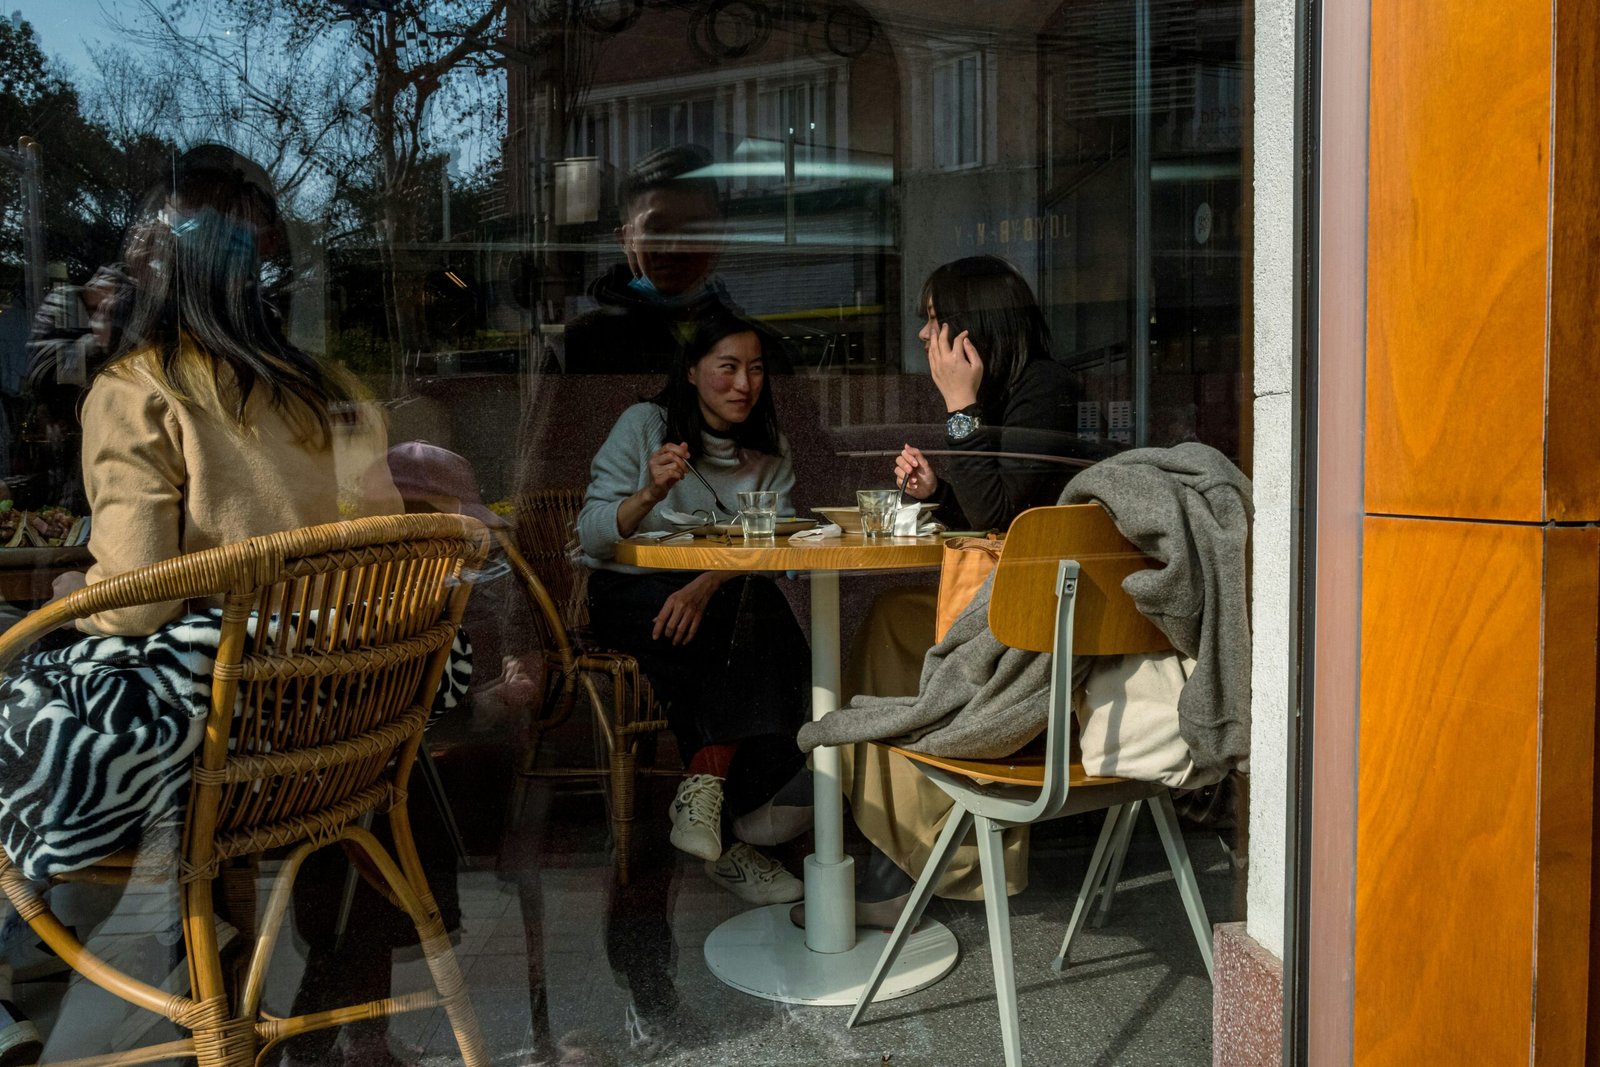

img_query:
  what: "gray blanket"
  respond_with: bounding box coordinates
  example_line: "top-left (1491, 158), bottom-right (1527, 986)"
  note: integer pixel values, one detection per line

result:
top-left (797, 442), bottom-right (1253, 777)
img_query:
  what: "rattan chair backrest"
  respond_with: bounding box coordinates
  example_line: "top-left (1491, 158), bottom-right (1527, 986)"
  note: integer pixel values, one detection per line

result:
top-left (512, 488), bottom-right (589, 635)
top-left (0, 514), bottom-right (491, 881)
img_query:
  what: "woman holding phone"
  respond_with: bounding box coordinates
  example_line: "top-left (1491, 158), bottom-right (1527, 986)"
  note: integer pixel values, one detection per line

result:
top-left (829, 256), bottom-right (1085, 926)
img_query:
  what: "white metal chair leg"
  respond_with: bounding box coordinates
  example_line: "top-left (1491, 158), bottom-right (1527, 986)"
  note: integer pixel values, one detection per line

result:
top-left (1149, 791), bottom-right (1215, 978)
top-left (1051, 804), bottom-right (1126, 972)
top-left (975, 815), bottom-right (1023, 1067)
top-left (1090, 799), bottom-right (1141, 927)
top-left (848, 807), bottom-right (975, 1028)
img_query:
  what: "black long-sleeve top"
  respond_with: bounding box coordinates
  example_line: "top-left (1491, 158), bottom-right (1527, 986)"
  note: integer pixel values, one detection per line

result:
top-left (930, 358), bottom-right (1102, 531)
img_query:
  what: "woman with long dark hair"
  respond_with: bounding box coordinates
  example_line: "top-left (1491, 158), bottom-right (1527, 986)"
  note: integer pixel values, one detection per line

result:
top-left (893, 254), bottom-right (1082, 529)
top-left (578, 312), bottom-right (810, 906)
top-left (0, 145), bottom-right (406, 1059)
top-left (823, 257), bottom-right (1085, 928)
top-left (61, 144), bottom-right (399, 634)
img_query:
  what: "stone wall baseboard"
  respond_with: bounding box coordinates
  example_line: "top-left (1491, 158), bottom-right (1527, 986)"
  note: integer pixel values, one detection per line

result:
top-left (1213, 922), bottom-right (1284, 1065)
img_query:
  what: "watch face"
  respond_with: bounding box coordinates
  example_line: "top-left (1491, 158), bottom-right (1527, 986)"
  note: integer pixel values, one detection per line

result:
top-left (946, 412), bottom-right (980, 441)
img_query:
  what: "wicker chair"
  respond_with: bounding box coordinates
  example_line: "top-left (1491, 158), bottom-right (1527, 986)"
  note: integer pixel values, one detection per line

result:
top-left (0, 514), bottom-right (491, 1067)
top-left (500, 488), bottom-right (671, 885)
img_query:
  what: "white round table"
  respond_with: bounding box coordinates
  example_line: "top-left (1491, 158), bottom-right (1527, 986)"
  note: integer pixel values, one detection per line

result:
top-left (612, 531), bottom-right (960, 1005)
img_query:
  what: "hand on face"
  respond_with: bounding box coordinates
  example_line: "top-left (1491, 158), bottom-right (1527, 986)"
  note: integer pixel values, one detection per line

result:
top-left (921, 317), bottom-right (983, 412)
top-left (894, 445), bottom-right (938, 500)
top-left (645, 442), bottom-right (691, 502)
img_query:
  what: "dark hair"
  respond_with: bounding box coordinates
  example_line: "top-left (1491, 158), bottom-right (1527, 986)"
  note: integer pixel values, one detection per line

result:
top-left (650, 313), bottom-right (783, 461)
top-left (920, 255), bottom-right (1054, 415)
top-left (619, 144), bottom-right (722, 220)
top-left (110, 144), bottom-right (349, 442)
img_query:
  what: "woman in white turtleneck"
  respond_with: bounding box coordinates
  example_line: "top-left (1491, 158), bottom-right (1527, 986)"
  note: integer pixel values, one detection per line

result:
top-left (577, 313), bottom-right (810, 906)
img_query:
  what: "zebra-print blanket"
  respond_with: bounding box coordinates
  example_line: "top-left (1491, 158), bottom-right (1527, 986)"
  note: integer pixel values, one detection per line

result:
top-left (0, 610), bottom-right (471, 880)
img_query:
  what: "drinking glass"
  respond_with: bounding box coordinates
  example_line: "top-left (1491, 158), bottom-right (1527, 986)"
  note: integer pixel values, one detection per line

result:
top-left (737, 490), bottom-right (778, 541)
top-left (857, 489), bottom-right (899, 539)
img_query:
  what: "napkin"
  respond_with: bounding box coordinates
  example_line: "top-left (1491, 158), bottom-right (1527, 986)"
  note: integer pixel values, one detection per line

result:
top-left (789, 523), bottom-right (843, 542)
top-left (893, 501), bottom-right (941, 537)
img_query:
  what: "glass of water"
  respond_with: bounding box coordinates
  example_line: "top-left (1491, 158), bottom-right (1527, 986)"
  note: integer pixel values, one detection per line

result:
top-left (857, 489), bottom-right (899, 539)
top-left (737, 490), bottom-right (778, 541)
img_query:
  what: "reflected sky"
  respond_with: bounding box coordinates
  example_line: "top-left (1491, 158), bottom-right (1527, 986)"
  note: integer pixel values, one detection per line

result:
top-left (14, 0), bottom-right (132, 78)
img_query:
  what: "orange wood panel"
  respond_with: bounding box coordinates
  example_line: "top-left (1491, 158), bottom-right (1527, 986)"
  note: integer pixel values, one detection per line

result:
top-left (1356, 518), bottom-right (1541, 1064)
top-left (1536, 527), bottom-right (1599, 1065)
top-left (1366, 0), bottom-right (1551, 521)
top-left (1546, 2), bottom-right (1600, 522)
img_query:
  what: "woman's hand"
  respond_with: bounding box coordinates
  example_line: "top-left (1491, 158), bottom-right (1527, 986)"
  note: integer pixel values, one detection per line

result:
top-left (652, 572), bottom-right (726, 645)
top-left (894, 445), bottom-right (938, 500)
top-left (927, 323), bottom-right (983, 412)
top-left (644, 442), bottom-right (691, 502)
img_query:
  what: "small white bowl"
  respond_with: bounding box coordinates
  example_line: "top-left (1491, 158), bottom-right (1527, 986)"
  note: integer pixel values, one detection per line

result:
top-left (814, 503), bottom-right (937, 534)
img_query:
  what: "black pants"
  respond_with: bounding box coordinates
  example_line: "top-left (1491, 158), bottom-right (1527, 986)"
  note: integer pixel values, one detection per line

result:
top-left (587, 570), bottom-right (807, 818)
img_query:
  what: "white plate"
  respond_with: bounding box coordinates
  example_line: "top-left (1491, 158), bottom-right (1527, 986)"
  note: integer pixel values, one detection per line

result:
top-left (675, 518), bottom-right (819, 536)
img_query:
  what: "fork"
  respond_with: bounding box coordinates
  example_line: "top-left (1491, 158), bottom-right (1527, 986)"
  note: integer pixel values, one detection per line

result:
top-left (684, 462), bottom-right (736, 519)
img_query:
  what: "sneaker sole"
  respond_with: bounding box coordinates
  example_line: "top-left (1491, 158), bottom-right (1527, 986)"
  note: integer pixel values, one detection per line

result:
top-left (669, 826), bottom-right (723, 862)
top-left (0, 1022), bottom-right (42, 1067)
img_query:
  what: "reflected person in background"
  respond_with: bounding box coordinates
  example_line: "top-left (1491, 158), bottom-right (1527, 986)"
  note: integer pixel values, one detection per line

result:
top-left (0, 144), bottom-right (400, 1060)
top-left (564, 145), bottom-right (763, 375)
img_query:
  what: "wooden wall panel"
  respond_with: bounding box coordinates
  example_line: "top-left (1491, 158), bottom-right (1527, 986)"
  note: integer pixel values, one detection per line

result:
top-left (1537, 528), bottom-right (1599, 1065)
top-left (1546, 1), bottom-right (1600, 521)
top-left (1356, 518), bottom-right (1541, 1064)
top-left (1366, 0), bottom-right (1550, 521)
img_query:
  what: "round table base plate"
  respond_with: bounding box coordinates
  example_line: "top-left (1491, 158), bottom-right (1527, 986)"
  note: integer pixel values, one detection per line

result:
top-left (703, 903), bottom-right (959, 1006)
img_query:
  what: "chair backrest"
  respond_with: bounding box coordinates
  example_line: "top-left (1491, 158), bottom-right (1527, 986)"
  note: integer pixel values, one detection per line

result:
top-left (989, 504), bottom-right (1170, 657)
top-left (512, 488), bottom-right (589, 634)
top-left (493, 526), bottom-right (575, 667)
top-left (950, 504), bottom-right (1171, 823)
top-left (1, 514), bottom-right (490, 881)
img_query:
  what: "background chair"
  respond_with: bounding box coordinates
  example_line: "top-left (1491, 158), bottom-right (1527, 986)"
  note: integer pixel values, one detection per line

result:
top-left (850, 504), bottom-right (1215, 1067)
top-left (501, 488), bottom-right (672, 885)
top-left (0, 514), bottom-right (491, 1067)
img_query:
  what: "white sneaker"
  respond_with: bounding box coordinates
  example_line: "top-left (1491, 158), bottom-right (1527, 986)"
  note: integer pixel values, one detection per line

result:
top-left (705, 842), bottom-right (804, 905)
top-left (668, 774), bottom-right (724, 861)
top-left (0, 1000), bottom-right (41, 1067)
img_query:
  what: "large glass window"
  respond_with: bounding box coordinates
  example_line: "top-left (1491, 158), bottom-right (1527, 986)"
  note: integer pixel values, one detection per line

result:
top-left (0, 0), bottom-right (1251, 1061)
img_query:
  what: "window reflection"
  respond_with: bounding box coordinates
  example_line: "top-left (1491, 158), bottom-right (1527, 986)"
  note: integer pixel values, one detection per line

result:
top-left (0, 0), bottom-right (1250, 1059)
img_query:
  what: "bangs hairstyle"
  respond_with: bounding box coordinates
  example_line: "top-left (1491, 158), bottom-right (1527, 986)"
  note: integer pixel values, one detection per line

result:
top-left (920, 255), bottom-right (1054, 415)
top-left (111, 144), bottom-right (350, 444)
top-left (650, 313), bottom-right (783, 461)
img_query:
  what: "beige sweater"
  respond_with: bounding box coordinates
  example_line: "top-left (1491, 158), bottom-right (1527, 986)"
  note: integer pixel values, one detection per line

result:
top-left (79, 350), bottom-right (401, 635)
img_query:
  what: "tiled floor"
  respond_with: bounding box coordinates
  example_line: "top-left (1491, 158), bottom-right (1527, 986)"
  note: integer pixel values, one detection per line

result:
top-left (16, 721), bottom-right (1239, 1066)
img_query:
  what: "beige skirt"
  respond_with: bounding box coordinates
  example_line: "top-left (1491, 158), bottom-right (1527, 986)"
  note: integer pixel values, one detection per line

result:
top-left (839, 586), bottom-right (1029, 901)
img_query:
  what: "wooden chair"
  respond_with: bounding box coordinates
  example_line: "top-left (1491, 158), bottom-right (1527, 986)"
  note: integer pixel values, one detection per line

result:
top-left (0, 514), bottom-right (491, 1067)
top-left (500, 488), bottom-right (671, 885)
top-left (849, 504), bottom-right (1216, 1067)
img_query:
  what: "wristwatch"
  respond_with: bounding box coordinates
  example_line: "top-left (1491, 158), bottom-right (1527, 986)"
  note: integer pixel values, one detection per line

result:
top-left (945, 404), bottom-right (983, 442)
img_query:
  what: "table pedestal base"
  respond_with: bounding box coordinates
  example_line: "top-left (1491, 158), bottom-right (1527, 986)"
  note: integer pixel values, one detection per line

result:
top-left (703, 904), bottom-right (959, 1006)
